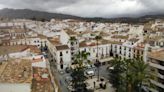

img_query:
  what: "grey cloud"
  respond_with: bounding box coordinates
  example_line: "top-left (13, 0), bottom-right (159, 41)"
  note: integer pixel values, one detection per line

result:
top-left (0, 0), bottom-right (164, 18)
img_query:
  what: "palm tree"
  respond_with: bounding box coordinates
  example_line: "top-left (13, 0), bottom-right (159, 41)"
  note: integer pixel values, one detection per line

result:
top-left (69, 36), bottom-right (77, 47)
top-left (74, 51), bottom-right (90, 67)
top-left (71, 51), bottom-right (90, 92)
top-left (130, 58), bottom-right (150, 92)
top-left (95, 35), bottom-right (102, 81)
top-left (109, 57), bottom-right (151, 92)
top-left (69, 36), bottom-right (78, 64)
top-left (109, 57), bottom-right (126, 92)
top-left (123, 59), bottom-right (135, 92)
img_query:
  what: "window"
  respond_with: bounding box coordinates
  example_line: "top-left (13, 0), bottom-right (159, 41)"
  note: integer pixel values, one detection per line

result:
top-left (60, 58), bottom-right (63, 61)
top-left (84, 48), bottom-right (86, 52)
top-left (66, 51), bottom-right (68, 54)
top-left (71, 42), bottom-right (74, 45)
top-left (124, 52), bottom-right (126, 56)
top-left (34, 41), bottom-right (36, 43)
top-left (141, 51), bottom-right (144, 55)
top-left (60, 64), bottom-right (63, 69)
top-left (60, 52), bottom-right (63, 56)
top-left (93, 49), bottom-right (95, 52)
top-left (158, 69), bottom-right (164, 75)
top-left (137, 51), bottom-right (139, 55)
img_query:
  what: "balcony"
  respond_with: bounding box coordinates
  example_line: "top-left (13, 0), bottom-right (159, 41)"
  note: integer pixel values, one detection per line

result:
top-left (159, 61), bottom-right (164, 66)
top-left (158, 69), bottom-right (164, 76)
top-left (158, 77), bottom-right (164, 84)
top-left (150, 79), bottom-right (164, 89)
top-left (157, 73), bottom-right (164, 79)
top-left (149, 62), bottom-right (164, 71)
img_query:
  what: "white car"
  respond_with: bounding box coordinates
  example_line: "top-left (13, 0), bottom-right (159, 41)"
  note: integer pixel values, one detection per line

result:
top-left (86, 70), bottom-right (95, 76)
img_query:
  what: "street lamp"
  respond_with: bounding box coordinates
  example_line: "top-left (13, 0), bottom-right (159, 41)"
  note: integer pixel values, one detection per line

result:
top-left (94, 59), bottom-right (101, 81)
top-left (94, 35), bottom-right (102, 81)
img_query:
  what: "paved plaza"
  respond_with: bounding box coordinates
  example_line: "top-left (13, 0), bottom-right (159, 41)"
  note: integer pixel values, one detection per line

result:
top-left (86, 77), bottom-right (115, 92)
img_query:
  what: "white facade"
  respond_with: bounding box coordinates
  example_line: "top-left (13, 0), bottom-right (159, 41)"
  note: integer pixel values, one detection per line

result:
top-left (55, 49), bottom-right (71, 70)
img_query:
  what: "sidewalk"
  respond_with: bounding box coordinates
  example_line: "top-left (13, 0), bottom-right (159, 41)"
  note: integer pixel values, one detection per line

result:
top-left (85, 77), bottom-right (115, 92)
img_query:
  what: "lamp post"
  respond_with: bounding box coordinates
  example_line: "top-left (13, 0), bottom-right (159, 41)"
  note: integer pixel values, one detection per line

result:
top-left (94, 35), bottom-right (102, 81)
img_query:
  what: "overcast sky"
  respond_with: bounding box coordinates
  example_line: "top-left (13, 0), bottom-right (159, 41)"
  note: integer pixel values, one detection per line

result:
top-left (0, 0), bottom-right (164, 18)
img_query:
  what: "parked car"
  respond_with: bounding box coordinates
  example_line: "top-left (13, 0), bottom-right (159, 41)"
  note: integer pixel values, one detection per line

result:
top-left (65, 67), bottom-right (72, 73)
top-left (59, 70), bottom-right (64, 75)
top-left (106, 66), bottom-right (114, 71)
top-left (85, 70), bottom-right (95, 76)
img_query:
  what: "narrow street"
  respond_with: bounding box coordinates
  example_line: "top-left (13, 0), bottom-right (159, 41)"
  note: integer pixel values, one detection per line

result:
top-left (47, 51), bottom-right (70, 92)
top-left (46, 50), bottom-right (111, 92)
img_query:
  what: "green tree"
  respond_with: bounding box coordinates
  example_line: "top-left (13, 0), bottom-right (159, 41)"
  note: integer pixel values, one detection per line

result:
top-left (109, 57), bottom-right (151, 92)
top-left (109, 57), bottom-right (126, 92)
top-left (130, 58), bottom-right (150, 92)
top-left (71, 51), bottom-right (90, 92)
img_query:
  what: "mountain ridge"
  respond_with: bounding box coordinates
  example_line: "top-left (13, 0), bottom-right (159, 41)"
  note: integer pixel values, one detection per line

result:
top-left (0, 8), bottom-right (164, 23)
top-left (0, 8), bottom-right (81, 20)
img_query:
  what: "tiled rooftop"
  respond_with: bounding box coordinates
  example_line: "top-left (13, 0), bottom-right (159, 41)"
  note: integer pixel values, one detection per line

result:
top-left (48, 37), bottom-right (61, 46)
top-left (56, 45), bottom-right (69, 50)
top-left (0, 45), bottom-right (29, 55)
top-left (0, 45), bottom-right (41, 55)
top-left (148, 50), bottom-right (164, 61)
top-left (111, 35), bottom-right (129, 39)
top-left (79, 39), bottom-right (123, 48)
top-left (64, 29), bottom-right (77, 36)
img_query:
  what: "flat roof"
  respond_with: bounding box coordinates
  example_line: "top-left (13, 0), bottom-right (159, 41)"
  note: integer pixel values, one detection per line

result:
top-left (32, 67), bottom-right (53, 92)
top-left (0, 59), bottom-right (32, 83)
